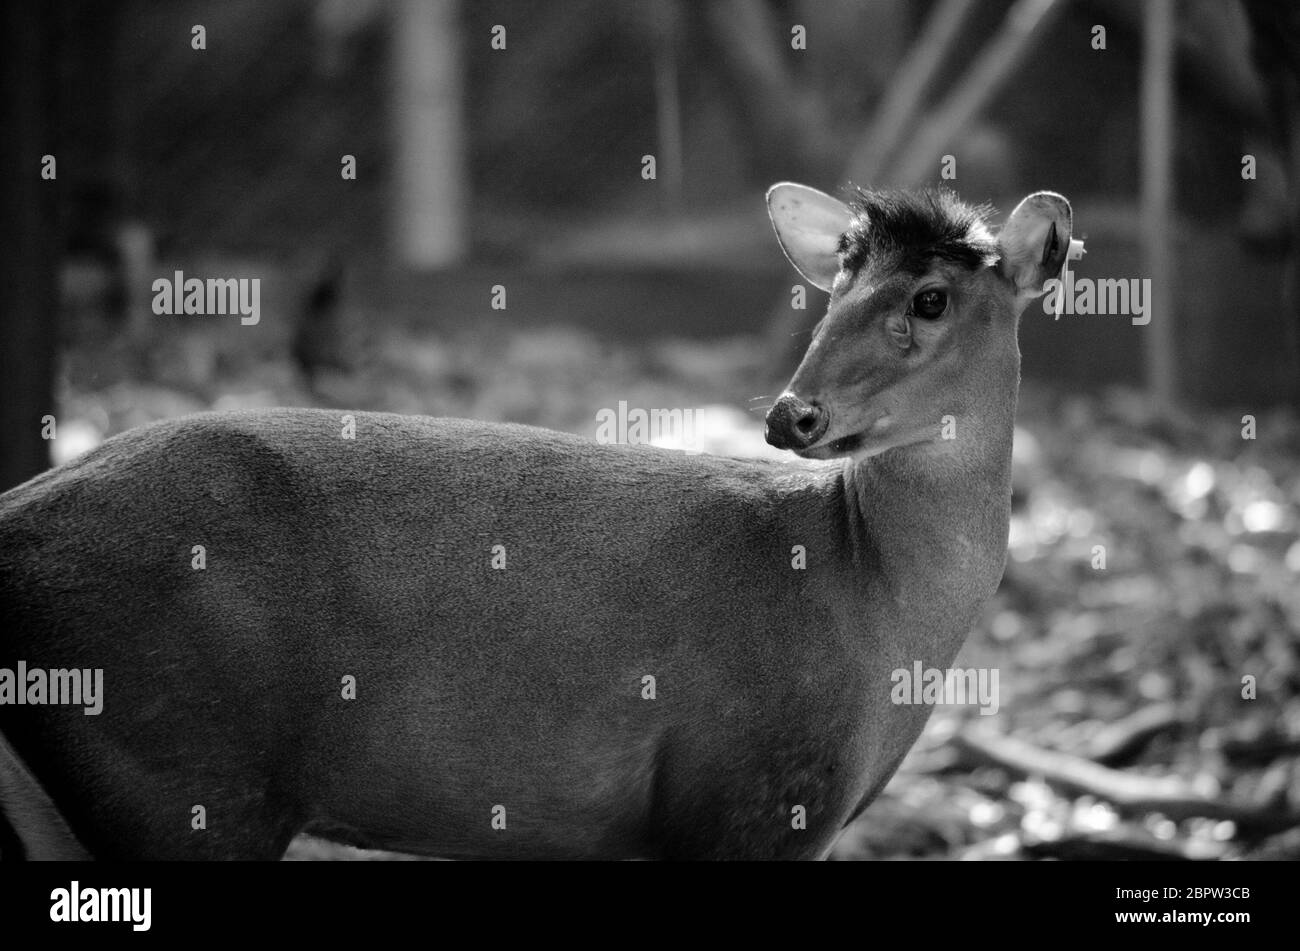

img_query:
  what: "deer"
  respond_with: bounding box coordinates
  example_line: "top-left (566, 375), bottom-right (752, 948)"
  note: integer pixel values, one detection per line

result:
top-left (0, 182), bottom-right (1074, 861)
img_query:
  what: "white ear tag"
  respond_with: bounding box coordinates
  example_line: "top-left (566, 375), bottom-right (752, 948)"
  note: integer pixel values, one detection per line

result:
top-left (1054, 237), bottom-right (1087, 319)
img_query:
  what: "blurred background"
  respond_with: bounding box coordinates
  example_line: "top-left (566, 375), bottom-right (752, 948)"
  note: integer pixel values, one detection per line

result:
top-left (1, 0), bottom-right (1298, 860)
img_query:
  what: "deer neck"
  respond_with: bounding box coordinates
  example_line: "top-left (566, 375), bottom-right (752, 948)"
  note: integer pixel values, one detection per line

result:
top-left (840, 354), bottom-right (1019, 662)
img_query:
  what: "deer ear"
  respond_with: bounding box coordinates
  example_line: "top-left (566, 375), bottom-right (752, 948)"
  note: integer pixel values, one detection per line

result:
top-left (997, 191), bottom-right (1072, 298)
top-left (766, 183), bottom-right (853, 292)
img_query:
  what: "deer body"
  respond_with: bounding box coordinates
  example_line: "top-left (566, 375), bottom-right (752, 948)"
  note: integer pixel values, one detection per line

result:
top-left (0, 183), bottom-right (1073, 860)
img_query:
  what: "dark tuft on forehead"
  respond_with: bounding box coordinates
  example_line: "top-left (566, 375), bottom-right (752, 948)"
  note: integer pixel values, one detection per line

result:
top-left (836, 187), bottom-right (998, 278)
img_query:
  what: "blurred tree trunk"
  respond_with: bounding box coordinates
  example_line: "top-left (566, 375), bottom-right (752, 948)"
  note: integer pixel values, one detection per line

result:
top-left (390, 0), bottom-right (467, 268)
top-left (1241, 0), bottom-right (1300, 404)
top-left (798, 0), bottom-right (911, 180)
top-left (0, 2), bottom-right (57, 491)
top-left (883, 0), bottom-right (1065, 186)
top-left (650, 3), bottom-right (684, 212)
top-left (1140, 0), bottom-right (1177, 407)
top-left (705, 0), bottom-right (838, 182)
top-left (844, 0), bottom-right (977, 186)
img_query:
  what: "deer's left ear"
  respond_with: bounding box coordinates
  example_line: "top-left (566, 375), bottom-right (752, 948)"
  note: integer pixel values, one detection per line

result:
top-left (997, 191), bottom-right (1072, 298)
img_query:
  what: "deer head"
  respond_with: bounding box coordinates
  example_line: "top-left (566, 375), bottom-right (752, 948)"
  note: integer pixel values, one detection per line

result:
top-left (764, 183), bottom-right (1072, 463)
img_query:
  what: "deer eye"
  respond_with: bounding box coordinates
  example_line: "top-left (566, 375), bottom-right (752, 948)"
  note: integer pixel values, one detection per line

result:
top-left (911, 289), bottom-right (948, 319)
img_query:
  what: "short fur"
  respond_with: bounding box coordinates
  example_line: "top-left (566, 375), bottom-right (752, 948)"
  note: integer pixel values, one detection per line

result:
top-left (837, 187), bottom-right (999, 277)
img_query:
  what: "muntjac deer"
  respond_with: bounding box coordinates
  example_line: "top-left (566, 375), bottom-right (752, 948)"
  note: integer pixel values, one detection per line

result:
top-left (0, 183), bottom-right (1075, 861)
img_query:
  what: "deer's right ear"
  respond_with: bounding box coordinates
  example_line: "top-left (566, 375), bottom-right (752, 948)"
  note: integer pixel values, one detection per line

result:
top-left (766, 183), bottom-right (853, 292)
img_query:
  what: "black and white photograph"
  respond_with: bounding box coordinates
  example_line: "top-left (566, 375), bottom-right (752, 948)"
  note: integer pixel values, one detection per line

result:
top-left (0, 0), bottom-right (1295, 932)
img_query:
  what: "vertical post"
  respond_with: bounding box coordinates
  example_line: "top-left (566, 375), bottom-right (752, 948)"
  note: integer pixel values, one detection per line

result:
top-left (1141, 0), bottom-right (1176, 406)
top-left (0, 1), bottom-right (57, 490)
top-left (390, 0), bottom-right (467, 269)
top-left (652, 4), bottom-right (684, 212)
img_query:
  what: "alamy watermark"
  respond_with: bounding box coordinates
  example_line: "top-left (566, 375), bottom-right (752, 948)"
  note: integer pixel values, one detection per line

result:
top-left (1042, 268), bottom-right (1151, 326)
top-left (50, 881), bottom-right (151, 931)
top-left (595, 401), bottom-right (708, 447)
top-left (0, 661), bottom-right (103, 715)
top-left (890, 662), bottom-right (999, 716)
top-left (151, 270), bottom-right (260, 325)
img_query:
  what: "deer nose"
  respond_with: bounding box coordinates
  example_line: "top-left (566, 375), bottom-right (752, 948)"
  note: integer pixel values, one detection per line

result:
top-left (765, 395), bottom-right (829, 450)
